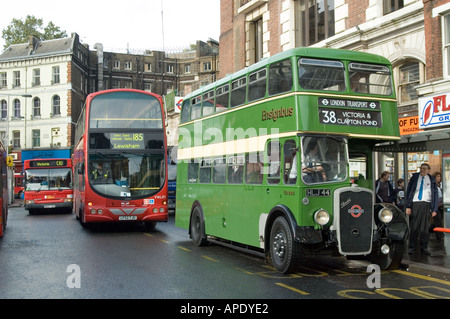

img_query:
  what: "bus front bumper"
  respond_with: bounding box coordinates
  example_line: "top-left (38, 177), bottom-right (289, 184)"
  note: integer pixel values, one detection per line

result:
top-left (25, 200), bottom-right (73, 210)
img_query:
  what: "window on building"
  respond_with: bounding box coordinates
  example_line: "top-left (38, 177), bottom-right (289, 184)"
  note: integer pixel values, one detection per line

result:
top-left (125, 61), bottom-right (132, 70)
top-left (52, 66), bottom-right (60, 84)
top-left (52, 95), bottom-right (61, 117)
top-left (397, 61), bottom-right (424, 105)
top-left (203, 62), bottom-right (212, 72)
top-left (13, 99), bottom-right (20, 119)
top-left (166, 64), bottom-right (174, 74)
top-left (13, 71), bottom-right (20, 88)
top-left (13, 131), bottom-right (20, 148)
top-left (145, 63), bottom-right (152, 72)
top-left (0, 72), bottom-right (6, 88)
top-left (33, 68), bottom-right (40, 86)
top-left (444, 13), bottom-right (450, 78)
top-left (295, 0), bottom-right (335, 46)
top-left (32, 129), bottom-right (40, 148)
top-left (251, 18), bottom-right (263, 63)
top-left (1, 100), bottom-right (7, 120)
top-left (184, 64), bottom-right (191, 74)
top-left (113, 60), bottom-right (120, 69)
top-left (33, 97), bottom-right (41, 118)
top-left (383, 0), bottom-right (404, 15)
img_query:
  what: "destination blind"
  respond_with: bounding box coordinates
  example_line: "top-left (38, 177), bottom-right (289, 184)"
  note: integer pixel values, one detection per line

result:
top-left (318, 97), bottom-right (382, 128)
top-left (29, 160), bottom-right (67, 168)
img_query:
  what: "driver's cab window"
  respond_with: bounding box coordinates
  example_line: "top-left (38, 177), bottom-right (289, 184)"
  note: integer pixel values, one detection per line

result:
top-left (301, 136), bottom-right (347, 184)
top-left (283, 139), bottom-right (297, 184)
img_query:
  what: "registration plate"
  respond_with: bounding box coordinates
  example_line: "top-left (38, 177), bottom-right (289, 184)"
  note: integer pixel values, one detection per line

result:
top-left (44, 205), bottom-right (56, 208)
top-left (119, 216), bottom-right (137, 221)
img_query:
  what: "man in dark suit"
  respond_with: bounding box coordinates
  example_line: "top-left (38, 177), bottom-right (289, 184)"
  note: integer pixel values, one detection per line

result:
top-left (405, 163), bottom-right (439, 255)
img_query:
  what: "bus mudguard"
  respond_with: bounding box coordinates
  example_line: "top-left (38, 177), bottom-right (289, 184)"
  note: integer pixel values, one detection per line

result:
top-left (266, 205), bottom-right (322, 246)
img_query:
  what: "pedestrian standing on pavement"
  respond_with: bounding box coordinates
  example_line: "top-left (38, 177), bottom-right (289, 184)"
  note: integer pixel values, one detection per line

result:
top-left (430, 172), bottom-right (444, 240)
top-left (375, 171), bottom-right (395, 204)
top-left (405, 163), bottom-right (439, 255)
top-left (395, 178), bottom-right (405, 211)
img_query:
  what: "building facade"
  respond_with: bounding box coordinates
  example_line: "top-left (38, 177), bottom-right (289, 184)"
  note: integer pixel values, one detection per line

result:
top-left (0, 33), bottom-right (89, 151)
top-left (0, 33), bottom-right (219, 186)
top-left (219, 0), bottom-right (450, 187)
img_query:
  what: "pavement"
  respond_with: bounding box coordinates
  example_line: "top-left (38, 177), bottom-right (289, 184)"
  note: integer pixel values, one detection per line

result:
top-left (7, 199), bottom-right (450, 275)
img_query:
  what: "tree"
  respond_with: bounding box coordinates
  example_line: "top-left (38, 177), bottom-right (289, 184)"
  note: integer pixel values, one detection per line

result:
top-left (2, 15), bottom-right (67, 50)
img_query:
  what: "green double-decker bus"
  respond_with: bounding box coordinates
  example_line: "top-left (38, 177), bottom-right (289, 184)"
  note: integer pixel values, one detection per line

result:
top-left (175, 47), bottom-right (408, 273)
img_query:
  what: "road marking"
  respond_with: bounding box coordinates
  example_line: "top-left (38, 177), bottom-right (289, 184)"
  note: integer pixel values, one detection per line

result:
top-left (202, 255), bottom-right (219, 262)
top-left (159, 239), bottom-right (170, 244)
top-left (178, 246), bottom-right (191, 252)
top-left (392, 270), bottom-right (450, 286)
top-left (144, 233), bottom-right (153, 238)
top-left (235, 267), bottom-right (255, 275)
top-left (275, 282), bottom-right (309, 295)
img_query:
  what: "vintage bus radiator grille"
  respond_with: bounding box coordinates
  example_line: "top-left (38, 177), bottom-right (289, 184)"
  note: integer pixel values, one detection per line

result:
top-left (334, 188), bottom-right (373, 255)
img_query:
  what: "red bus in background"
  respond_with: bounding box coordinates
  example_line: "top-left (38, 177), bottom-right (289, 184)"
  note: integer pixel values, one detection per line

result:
top-left (23, 158), bottom-right (73, 214)
top-left (0, 141), bottom-right (8, 237)
top-left (73, 89), bottom-right (168, 229)
top-left (14, 173), bottom-right (24, 198)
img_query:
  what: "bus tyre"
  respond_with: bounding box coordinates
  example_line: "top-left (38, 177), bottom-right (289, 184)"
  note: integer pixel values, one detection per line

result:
top-left (270, 216), bottom-right (301, 274)
top-left (190, 206), bottom-right (208, 247)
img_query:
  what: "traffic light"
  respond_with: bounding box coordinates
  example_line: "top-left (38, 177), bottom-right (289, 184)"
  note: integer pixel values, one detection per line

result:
top-left (6, 156), bottom-right (13, 167)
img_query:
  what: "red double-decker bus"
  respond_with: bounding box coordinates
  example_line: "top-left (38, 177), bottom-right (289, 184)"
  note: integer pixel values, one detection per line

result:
top-left (0, 141), bottom-right (8, 237)
top-left (73, 89), bottom-right (168, 229)
top-left (23, 158), bottom-right (73, 214)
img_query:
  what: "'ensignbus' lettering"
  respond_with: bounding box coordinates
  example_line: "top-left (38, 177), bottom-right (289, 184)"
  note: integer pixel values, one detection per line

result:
top-left (262, 107), bottom-right (294, 122)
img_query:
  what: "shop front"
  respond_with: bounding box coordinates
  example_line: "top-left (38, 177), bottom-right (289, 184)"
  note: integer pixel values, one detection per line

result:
top-left (375, 89), bottom-right (450, 253)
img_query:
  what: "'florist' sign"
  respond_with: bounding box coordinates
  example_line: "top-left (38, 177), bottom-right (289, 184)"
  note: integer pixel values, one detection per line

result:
top-left (418, 92), bottom-right (450, 129)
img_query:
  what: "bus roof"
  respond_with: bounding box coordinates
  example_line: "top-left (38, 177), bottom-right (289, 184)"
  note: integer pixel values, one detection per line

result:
top-left (185, 47), bottom-right (391, 99)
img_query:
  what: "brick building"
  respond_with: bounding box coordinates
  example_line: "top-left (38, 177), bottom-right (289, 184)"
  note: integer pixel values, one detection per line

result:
top-left (219, 0), bottom-right (450, 183)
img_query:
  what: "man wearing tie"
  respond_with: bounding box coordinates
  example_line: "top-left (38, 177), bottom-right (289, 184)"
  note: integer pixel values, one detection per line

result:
top-left (405, 163), bottom-right (439, 255)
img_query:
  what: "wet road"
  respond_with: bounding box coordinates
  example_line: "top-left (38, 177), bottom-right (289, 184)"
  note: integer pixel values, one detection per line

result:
top-left (1, 206), bottom-right (450, 300)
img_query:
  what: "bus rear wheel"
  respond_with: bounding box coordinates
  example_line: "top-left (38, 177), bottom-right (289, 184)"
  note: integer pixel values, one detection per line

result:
top-left (190, 206), bottom-right (208, 247)
top-left (270, 216), bottom-right (301, 273)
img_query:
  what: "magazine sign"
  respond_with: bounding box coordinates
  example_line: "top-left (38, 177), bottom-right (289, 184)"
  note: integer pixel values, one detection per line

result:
top-left (418, 92), bottom-right (450, 129)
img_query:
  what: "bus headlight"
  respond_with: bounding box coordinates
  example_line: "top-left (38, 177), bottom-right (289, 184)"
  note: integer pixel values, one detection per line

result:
top-left (314, 209), bottom-right (330, 226)
top-left (378, 207), bottom-right (393, 224)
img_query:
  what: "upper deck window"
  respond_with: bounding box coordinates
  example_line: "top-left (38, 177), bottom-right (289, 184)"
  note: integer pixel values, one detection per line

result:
top-left (298, 58), bottom-right (345, 91)
top-left (215, 84), bottom-right (229, 113)
top-left (248, 69), bottom-right (267, 102)
top-left (89, 91), bottom-right (162, 129)
top-left (268, 59), bottom-right (293, 95)
top-left (230, 77), bottom-right (247, 107)
top-left (349, 63), bottom-right (392, 96)
top-left (180, 99), bottom-right (191, 123)
top-left (202, 90), bottom-right (215, 117)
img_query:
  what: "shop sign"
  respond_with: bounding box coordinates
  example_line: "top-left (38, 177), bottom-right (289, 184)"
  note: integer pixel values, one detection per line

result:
top-left (398, 116), bottom-right (421, 135)
top-left (418, 92), bottom-right (450, 129)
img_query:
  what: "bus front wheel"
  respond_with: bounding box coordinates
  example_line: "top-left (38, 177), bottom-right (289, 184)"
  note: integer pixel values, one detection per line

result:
top-left (190, 206), bottom-right (208, 247)
top-left (269, 216), bottom-right (301, 273)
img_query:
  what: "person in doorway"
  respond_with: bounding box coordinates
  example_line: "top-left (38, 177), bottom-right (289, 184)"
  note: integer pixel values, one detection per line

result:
top-left (405, 163), bottom-right (439, 255)
top-left (375, 171), bottom-right (395, 204)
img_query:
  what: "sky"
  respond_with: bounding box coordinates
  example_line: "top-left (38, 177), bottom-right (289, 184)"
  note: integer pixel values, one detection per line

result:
top-left (0, 0), bottom-right (220, 53)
